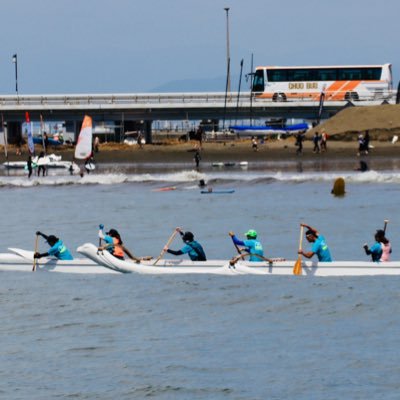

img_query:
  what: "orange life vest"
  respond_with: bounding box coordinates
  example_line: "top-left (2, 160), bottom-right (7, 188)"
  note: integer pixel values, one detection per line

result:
top-left (112, 237), bottom-right (124, 259)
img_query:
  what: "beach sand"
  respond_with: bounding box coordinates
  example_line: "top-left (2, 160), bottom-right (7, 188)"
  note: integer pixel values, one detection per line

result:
top-left (0, 137), bottom-right (398, 164)
top-left (1, 104), bottom-right (400, 165)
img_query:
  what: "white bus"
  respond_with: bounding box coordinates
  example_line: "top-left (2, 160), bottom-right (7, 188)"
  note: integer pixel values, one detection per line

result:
top-left (252, 63), bottom-right (392, 101)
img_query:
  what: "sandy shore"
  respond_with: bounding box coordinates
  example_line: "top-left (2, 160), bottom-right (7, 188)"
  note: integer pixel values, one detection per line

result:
top-left (0, 138), bottom-right (399, 164)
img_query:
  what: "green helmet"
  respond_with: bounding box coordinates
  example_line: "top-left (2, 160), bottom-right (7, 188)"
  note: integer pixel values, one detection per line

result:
top-left (245, 229), bottom-right (257, 239)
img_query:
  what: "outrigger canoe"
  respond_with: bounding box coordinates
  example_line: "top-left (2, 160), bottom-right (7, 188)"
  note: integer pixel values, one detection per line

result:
top-left (0, 248), bottom-right (118, 274)
top-left (77, 243), bottom-right (400, 276)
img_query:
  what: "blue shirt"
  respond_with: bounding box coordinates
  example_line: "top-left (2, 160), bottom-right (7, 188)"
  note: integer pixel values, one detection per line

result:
top-left (369, 242), bottom-right (383, 262)
top-left (48, 240), bottom-right (73, 260)
top-left (311, 235), bottom-right (332, 262)
top-left (232, 235), bottom-right (264, 262)
top-left (180, 241), bottom-right (206, 261)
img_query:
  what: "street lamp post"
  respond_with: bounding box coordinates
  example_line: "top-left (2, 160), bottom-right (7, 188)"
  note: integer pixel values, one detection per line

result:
top-left (224, 7), bottom-right (231, 94)
top-left (12, 54), bottom-right (18, 95)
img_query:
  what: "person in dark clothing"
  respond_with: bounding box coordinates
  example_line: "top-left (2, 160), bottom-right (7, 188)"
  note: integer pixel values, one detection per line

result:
top-left (194, 150), bottom-right (201, 169)
top-left (295, 131), bottom-right (305, 155)
top-left (27, 155), bottom-right (33, 178)
top-left (313, 132), bottom-right (321, 153)
top-left (163, 227), bottom-right (207, 261)
top-left (363, 130), bottom-right (370, 154)
top-left (43, 132), bottom-right (49, 151)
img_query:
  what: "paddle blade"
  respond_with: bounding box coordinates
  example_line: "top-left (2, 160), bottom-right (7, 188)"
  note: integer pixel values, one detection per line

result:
top-left (293, 256), bottom-right (302, 275)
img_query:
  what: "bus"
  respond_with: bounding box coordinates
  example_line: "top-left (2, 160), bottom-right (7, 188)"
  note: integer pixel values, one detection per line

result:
top-left (252, 63), bottom-right (392, 102)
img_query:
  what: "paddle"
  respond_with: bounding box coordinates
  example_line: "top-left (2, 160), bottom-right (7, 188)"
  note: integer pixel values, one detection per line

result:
top-left (98, 224), bottom-right (104, 247)
top-left (153, 229), bottom-right (178, 265)
top-left (32, 233), bottom-right (39, 272)
top-left (383, 219), bottom-right (389, 234)
top-left (293, 225), bottom-right (304, 275)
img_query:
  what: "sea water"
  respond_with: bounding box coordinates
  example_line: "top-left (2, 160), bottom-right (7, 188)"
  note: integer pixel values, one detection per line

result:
top-left (0, 160), bottom-right (399, 399)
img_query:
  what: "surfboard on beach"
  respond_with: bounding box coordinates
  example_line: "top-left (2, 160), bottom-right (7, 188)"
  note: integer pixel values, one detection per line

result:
top-left (212, 161), bottom-right (248, 167)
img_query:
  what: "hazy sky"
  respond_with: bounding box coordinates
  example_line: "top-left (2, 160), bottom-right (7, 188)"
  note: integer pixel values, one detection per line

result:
top-left (1, 0), bottom-right (399, 94)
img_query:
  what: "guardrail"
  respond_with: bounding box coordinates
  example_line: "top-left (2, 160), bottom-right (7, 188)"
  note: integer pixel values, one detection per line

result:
top-left (0, 90), bottom-right (396, 107)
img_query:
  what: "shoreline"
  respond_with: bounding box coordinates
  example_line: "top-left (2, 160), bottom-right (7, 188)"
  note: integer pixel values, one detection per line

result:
top-left (0, 138), bottom-right (398, 165)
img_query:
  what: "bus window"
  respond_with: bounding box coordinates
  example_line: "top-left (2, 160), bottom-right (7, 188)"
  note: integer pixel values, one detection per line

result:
top-left (252, 70), bottom-right (265, 91)
top-left (266, 69), bottom-right (288, 82)
top-left (316, 69), bottom-right (337, 81)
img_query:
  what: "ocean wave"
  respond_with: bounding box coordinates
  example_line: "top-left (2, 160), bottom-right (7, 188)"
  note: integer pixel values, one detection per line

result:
top-left (0, 169), bottom-right (399, 188)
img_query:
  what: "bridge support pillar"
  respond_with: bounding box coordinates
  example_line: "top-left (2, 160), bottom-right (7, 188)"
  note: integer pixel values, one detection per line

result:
top-left (144, 120), bottom-right (152, 144)
top-left (65, 121), bottom-right (79, 143)
top-left (6, 121), bottom-right (22, 145)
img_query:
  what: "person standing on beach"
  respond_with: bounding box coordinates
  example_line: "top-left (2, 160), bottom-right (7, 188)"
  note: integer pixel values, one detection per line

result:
top-left (194, 149), bottom-right (201, 169)
top-left (357, 131), bottom-right (369, 156)
top-left (321, 130), bottom-right (328, 152)
top-left (299, 224), bottom-right (332, 262)
top-left (363, 130), bottom-right (370, 154)
top-left (27, 155), bottom-right (33, 178)
top-left (313, 132), bottom-right (321, 153)
top-left (229, 230), bottom-right (264, 262)
top-left (94, 136), bottom-right (100, 153)
top-left (37, 151), bottom-right (46, 177)
top-left (295, 131), bottom-right (304, 155)
top-left (251, 137), bottom-right (258, 152)
top-left (164, 229), bottom-right (207, 261)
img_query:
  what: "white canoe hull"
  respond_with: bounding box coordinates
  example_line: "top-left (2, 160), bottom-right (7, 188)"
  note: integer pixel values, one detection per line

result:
top-left (77, 243), bottom-right (400, 276)
top-left (0, 248), bottom-right (118, 274)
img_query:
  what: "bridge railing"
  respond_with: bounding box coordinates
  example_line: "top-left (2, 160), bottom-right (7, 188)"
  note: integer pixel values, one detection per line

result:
top-left (0, 90), bottom-right (396, 107)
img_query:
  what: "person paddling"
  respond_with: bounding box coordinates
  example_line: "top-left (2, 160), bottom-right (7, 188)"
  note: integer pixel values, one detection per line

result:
top-left (163, 228), bottom-right (207, 261)
top-left (98, 225), bottom-right (124, 260)
top-left (34, 232), bottom-right (74, 260)
top-left (229, 229), bottom-right (264, 262)
top-left (364, 229), bottom-right (392, 262)
top-left (298, 224), bottom-right (332, 262)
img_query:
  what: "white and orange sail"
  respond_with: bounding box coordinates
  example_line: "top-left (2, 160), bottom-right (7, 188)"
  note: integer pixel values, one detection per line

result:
top-left (74, 115), bottom-right (93, 159)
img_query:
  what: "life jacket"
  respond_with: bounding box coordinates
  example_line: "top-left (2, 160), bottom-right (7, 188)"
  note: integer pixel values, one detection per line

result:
top-left (380, 242), bottom-right (391, 262)
top-left (112, 237), bottom-right (124, 259)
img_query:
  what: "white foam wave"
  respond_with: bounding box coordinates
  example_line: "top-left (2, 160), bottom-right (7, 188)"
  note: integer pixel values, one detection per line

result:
top-left (0, 169), bottom-right (398, 188)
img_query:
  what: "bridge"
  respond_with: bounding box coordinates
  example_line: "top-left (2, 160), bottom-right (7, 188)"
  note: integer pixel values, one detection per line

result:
top-left (0, 91), bottom-right (395, 143)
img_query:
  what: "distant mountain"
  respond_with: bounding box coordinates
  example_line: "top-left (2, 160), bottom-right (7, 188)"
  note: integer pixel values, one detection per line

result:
top-left (149, 76), bottom-right (246, 93)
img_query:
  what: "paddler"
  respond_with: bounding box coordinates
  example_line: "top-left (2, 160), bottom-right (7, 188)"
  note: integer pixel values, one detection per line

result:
top-left (363, 229), bottom-right (392, 262)
top-left (298, 224), bottom-right (332, 262)
top-left (34, 231), bottom-right (74, 260)
top-left (229, 229), bottom-right (264, 262)
top-left (163, 228), bottom-right (207, 261)
top-left (98, 225), bottom-right (124, 260)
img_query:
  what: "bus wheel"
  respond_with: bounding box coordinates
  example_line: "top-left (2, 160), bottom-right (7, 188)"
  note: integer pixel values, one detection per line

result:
top-left (272, 93), bottom-right (287, 102)
top-left (345, 91), bottom-right (359, 101)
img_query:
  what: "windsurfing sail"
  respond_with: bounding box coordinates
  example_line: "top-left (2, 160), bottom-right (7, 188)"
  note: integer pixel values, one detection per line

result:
top-left (25, 112), bottom-right (35, 154)
top-left (74, 115), bottom-right (93, 159)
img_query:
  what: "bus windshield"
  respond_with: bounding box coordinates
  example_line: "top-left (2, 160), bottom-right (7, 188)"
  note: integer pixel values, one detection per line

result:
top-left (252, 70), bottom-right (265, 92)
